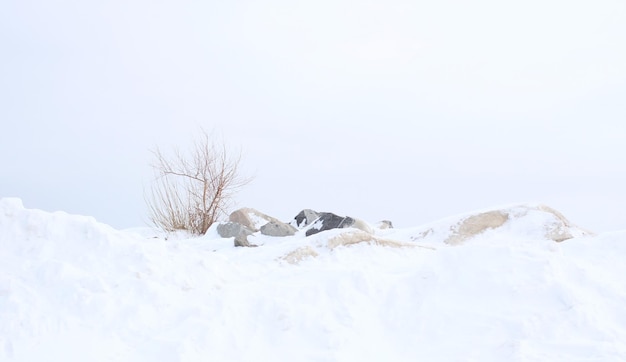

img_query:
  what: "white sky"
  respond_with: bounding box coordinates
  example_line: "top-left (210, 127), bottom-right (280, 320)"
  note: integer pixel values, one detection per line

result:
top-left (2, 0), bottom-right (625, 232)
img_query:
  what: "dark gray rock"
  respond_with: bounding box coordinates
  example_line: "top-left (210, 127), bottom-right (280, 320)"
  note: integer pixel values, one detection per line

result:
top-left (305, 212), bottom-right (355, 236)
top-left (260, 221), bottom-right (297, 237)
top-left (293, 209), bottom-right (320, 228)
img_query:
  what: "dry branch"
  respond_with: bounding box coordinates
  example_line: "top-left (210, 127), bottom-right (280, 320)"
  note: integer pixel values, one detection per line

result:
top-left (146, 130), bottom-right (252, 235)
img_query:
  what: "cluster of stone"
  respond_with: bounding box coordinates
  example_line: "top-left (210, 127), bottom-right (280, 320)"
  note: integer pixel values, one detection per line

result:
top-left (216, 208), bottom-right (392, 247)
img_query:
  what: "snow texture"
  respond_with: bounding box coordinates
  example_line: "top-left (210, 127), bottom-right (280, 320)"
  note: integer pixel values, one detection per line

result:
top-left (1, 198), bottom-right (625, 361)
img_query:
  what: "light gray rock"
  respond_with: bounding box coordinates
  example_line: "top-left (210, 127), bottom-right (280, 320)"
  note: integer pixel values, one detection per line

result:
top-left (376, 220), bottom-right (394, 229)
top-left (217, 222), bottom-right (253, 238)
top-left (217, 222), bottom-right (256, 247)
top-left (260, 221), bottom-right (298, 237)
top-left (234, 233), bottom-right (256, 247)
top-left (229, 208), bottom-right (282, 232)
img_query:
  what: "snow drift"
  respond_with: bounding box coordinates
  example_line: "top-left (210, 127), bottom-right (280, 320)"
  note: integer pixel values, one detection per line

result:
top-left (1, 198), bottom-right (626, 361)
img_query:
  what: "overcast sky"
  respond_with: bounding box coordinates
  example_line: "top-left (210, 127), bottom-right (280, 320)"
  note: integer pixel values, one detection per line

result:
top-left (2, 0), bottom-right (625, 232)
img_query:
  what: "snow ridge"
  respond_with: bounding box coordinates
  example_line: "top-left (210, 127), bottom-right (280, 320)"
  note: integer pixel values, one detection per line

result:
top-left (1, 198), bottom-right (625, 361)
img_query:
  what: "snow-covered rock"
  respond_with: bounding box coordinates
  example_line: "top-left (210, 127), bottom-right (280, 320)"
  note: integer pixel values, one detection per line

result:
top-left (291, 209), bottom-right (374, 236)
top-left (292, 209), bottom-right (320, 228)
top-left (405, 203), bottom-right (593, 245)
top-left (305, 212), bottom-right (355, 236)
top-left (375, 220), bottom-right (394, 229)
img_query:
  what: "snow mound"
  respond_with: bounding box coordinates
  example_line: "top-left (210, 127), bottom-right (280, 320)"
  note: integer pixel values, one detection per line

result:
top-left (2, 198), bottom-right (626, 361)
top-left (401, 203), bottom-right (593, 245)
top-left (1, 197), bottom-right (129, 257)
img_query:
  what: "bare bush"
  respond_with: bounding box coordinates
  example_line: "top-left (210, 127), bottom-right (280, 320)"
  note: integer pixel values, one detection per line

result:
top-left (146, 130), bottom-right (252, 235)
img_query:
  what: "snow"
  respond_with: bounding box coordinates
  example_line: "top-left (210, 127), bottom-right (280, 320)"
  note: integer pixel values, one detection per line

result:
top-left (1, 198), bottom-right (626, 361)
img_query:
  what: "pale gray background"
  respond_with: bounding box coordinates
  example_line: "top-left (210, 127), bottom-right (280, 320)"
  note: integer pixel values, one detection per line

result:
top-left (2, 0), bottom-right (625, 232)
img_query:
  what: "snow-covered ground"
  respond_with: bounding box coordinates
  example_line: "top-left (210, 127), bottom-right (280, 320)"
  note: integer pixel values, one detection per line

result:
top-left (1, 198), bottom-right (626, 361)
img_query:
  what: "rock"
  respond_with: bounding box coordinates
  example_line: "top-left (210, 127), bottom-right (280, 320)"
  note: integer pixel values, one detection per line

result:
top-left (217, 222), bottom-right (256, 247)
top-left (293, 209), bottom-right (320, 228)
top-left (229, 208), bottom-right (282, 232)
top-left (376, 220), bottom-right (394, 229)
top-left (217, 222), bottom-right (253, 238)
top-left (260, 221), bottom-right (297, 237)
top-left (234, 233), bottom-right (256, 247)
top-left (305, 212), bottom-right (355, 236)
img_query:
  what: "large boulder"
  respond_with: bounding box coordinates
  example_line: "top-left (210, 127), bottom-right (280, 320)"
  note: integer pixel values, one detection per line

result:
top-left (260, 221), bottom-right (298, 237)
top-left (229, 208), bottom-right (282, 232)
top-left (305, 212), bottom-right (356, 236)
